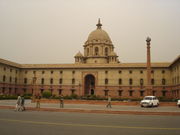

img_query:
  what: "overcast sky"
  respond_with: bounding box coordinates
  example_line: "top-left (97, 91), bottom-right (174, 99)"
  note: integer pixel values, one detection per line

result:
top-left (0, 0), bottom-right (179, 64)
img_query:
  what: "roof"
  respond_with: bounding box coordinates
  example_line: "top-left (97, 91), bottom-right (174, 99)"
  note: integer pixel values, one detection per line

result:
top-left (0, 58), bottom-right (21, 68)
top-left (87, 28), bottom-right (111, 42)
top-left (74, 51), bottom-right (83, 57)
top-left (0, 58), bottom-right (172, 69)
top-left (20, 63), bottom-right (170, 69)
top-left (86, 19), bottom-right (112, 43)
top-left (169, 55), bottom-right (180, 67)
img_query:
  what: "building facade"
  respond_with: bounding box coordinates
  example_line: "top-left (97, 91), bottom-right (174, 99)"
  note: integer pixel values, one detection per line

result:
top-left (0, 20), bottom-right (180, 99)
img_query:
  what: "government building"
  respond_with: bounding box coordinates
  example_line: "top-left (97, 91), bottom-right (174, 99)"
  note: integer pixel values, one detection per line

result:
top-left (0, 20), bottom-right (179, 99)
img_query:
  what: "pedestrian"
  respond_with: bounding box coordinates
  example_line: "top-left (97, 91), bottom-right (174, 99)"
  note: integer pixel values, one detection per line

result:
top-left (20, 95), bottom-right (25, 111)
top-left (15, 95), bottom-right (21, 111)
top-left (59, 95), bottom-right (64, 108)
top-left (36, 94), bottom-right (41, 109)
top-left (106, 95), bottom-right (112, 108)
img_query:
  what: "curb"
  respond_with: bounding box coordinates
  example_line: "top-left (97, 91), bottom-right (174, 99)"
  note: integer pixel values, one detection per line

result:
top-left (0, 105), bottom-right (180, 116)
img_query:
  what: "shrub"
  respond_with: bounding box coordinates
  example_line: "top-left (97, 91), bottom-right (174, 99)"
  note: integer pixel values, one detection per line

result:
top-left (0, 95), bottom-right (17, 100)
top-left (42, 91), bottom-right (52, 98)
top-left (158, 97), bottom-right (176, 102)
top-left (24, 93), bottom-right (32, 99)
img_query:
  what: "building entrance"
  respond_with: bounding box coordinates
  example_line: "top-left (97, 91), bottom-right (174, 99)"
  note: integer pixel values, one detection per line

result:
top-left (84, 74), bottom-right (95, 95)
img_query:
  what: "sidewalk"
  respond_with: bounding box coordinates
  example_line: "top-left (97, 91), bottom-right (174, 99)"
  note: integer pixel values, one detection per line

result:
top-left (0, 100), bottom-right (180, 116)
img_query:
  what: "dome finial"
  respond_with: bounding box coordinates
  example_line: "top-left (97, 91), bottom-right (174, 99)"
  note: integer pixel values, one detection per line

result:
top-left (96, 18), bottom-right (102, 29)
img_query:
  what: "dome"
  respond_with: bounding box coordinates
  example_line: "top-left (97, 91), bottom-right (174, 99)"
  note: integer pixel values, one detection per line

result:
top-left (75, 51), bottom-right (83, 57)
top-left (87, 19), bottom-right (111, 42)
top-left (87, 29), bottom-right (111, 42)
top-left (109, 51), bottom-right (117, 56)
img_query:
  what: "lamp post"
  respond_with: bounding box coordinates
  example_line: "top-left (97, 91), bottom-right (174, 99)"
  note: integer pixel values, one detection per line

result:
top-left (146, 37), bottom-right (152, 95)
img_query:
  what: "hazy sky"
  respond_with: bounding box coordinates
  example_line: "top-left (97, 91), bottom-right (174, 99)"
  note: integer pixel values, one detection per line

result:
top-left (0, 0), bottom-right (180, 64)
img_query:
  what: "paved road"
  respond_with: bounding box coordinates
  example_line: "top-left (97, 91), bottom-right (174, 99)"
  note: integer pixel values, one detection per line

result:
top-left (0, 100), bottom-right (180, 112)
top-left (0, 109), bottom-right (180, 135)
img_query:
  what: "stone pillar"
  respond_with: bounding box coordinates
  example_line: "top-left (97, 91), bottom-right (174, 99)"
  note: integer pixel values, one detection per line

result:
top-left (146, 37), bottom-right (152, 95)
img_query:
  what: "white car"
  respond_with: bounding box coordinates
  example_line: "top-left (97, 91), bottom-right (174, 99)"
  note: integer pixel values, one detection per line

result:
top-left (140, 96), bottom-right (159, 107)
top-left (177, 100), bottom-right (180, 108)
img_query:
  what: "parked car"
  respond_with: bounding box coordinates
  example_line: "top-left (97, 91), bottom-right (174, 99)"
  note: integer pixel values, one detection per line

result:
top-left (177, 100), bottom-right (180, 108)
top-left (140, 96), bottom-right (159, 107)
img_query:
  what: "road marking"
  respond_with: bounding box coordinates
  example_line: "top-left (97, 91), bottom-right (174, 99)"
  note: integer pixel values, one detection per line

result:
top-left (0, 118), bottom-right (180, 130)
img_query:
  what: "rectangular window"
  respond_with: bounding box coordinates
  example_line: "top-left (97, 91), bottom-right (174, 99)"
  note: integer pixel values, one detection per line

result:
top-left (129, 91), bottom-right (133, 96)
top-left (40, 89), bottom-right (44, 94)
top-left (71, 89), bottom-right (75, 95)
top-left (104, 90), bottom-right (108, 96)
top-left (23, 88), bottom-right (27, 94)
top-left (118, 90), bottom-right (122, 96)
top-left (59, 78), bottom-right (63, 84)
top-left (140, 70), bottom-right (143, 74)
top-left (129, 70), bottom-right (132, 74)
top-left (162, 91), bottom-right (166, 96)
top-left (119, 79), bottom-right (122, 85)
top-left (59, 89), bottom-right (62, 95)
top-left (15, 88), bottom-right (17, 94)
top-left (9, 88), bottom-right (12, 94)
top-left (140, 91), bottom-right (144, 97)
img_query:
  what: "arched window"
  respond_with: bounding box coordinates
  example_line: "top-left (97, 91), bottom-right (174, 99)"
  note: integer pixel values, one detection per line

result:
top-left (3, 75), bottom-right (6, 82)
top-left (9, 77), bottom-right (12, 83)
top-left (72, 78), bottom-right (75, 84)
top-left (105, 78), bottom-right (108, 84)
top-left (95, 47), bottom-right (99, 56)
top-left (50, 78), bottom-right (53, 84)
top-left (129, 78), bottom-right (133, 85)
top-left (41, 78), bottom-right (44, 85)
top-left (15, 77), bottom-right (17, 84)
top-left (87, 48), bottom-right (89, 56)
top-left (162, 78), bottom-right (166, 85)
top-left (119, 78), bottom-right (122, 85)
top-left (105, 47), bottom-right (108, 56)
top-left (151, 79), bottom-right (155, 85)
top-left (24, 78), bottom-right (27, 84)
top-left (140, 79), bottom-right (143, 86)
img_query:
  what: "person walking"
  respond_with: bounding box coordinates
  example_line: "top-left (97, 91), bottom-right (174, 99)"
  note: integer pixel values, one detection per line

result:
top-left (59, 95), bottom-right (64, 108)
top-left (106, 95), bottom-right (112, 108)
top-left (36, 94), bottom-right (41, 109)
top-left (20, 95), bottom-right (25, 111)
top-left (15, 95), bottom-right (21, 111)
